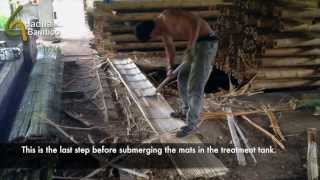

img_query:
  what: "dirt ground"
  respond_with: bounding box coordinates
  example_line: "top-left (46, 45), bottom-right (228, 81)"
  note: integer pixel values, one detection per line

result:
top-left (163, 84), bottom-right (320, 180)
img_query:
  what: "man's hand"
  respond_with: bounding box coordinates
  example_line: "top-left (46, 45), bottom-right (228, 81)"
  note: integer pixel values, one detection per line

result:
top-left (166, 67), bottom-right (174, 78)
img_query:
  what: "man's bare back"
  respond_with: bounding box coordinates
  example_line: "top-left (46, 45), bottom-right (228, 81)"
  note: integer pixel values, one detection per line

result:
top-left (153, 9), bottom-right (214, 48)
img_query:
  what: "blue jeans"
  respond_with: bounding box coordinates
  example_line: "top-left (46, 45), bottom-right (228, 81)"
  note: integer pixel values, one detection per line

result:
top-left (177, 40), bottom-right (219, 128)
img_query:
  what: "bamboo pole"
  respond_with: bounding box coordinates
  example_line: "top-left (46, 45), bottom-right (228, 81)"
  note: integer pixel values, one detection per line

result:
top-left (281, 9), bottom-right (320, 19)
top-left (274, 38), bottom-right (320, 48)
top-left (277, 0), bottom-right (319, 9)
top-left (252, 78), bottom-right (320, 90)
top-left (307, 128), bottom-right (318, 180)
top-left (104, 41), bottom-right (187, 51)
top-left (98, 10), bottom-right (220, 22)
top-left (103, 26), bottom-right (134, 34)
top-left (263, 48), bottom-right (320, 57)
top-left (103, 34), bottom-right (188, 43)
top-left (257, 67), bottom-right (320, 79)
top-left (95, 0), bottom-right (231, 11)
top-left (283, 24), bottom-right (320, 33)
top-left (260, 57), bottom-right (320, 67)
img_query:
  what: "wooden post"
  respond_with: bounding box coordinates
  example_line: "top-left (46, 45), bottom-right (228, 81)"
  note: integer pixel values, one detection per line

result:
top-left (307, 128), bottom-right (318, 180)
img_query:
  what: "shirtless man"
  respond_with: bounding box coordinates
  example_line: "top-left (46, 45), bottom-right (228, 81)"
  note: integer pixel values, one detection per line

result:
top-left (135, 9), bottom-right (219, 137)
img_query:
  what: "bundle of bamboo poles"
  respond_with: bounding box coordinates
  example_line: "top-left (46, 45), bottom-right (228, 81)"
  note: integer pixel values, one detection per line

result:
top-left (93, 0), bottom-right (229, 53)
top-left (93, 0), bottom-right (320, 90)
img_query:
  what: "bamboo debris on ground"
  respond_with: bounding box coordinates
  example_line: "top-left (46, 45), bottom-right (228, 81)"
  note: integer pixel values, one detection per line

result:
top-left (262, 106), bottom-right (286, 141)
top-left (241, 115), bottom-right (286, 151)
top-left (201, 106), bottom-right (291, 120)
top-left (233, 117), bottom-right (257, 164)
top-left (64, 110), bottom-right (93, 127)
top-left (44, 116), bottom-right (149, 179)
top-left (307, 128), bottom-right (318, 180)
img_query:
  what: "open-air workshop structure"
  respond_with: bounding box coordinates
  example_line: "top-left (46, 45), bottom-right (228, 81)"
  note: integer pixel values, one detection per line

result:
top-left (0, 0), bottom-right (320, 179)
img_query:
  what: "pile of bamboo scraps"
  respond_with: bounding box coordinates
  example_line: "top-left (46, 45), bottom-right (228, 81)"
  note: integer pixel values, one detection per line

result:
top-left (200, 100), bottom-right (292, 165)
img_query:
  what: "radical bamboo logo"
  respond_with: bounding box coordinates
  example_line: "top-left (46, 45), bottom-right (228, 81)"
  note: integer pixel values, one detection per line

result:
top-left (5, 5), bottom-right (28, 42)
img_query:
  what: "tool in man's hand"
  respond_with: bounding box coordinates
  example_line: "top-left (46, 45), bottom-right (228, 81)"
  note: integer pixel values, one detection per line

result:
top-left (155, 63), bottom-right (185, 93)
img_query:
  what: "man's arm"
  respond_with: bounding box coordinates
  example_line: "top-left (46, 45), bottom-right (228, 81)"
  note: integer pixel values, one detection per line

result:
top-left (162, 35), bottom-right (175, 71)
top-left (188, 17), bottom-right (202, 50)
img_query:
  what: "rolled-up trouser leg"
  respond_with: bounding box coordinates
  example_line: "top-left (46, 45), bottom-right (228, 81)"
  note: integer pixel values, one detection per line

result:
top-left (186, 40), bottom-right (219, 128)
top-left (177, 62), bottom-right (191, 114)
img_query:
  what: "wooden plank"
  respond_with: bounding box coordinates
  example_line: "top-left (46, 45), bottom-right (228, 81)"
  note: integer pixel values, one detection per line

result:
top-left (108, 58), bottom-right (228, 179)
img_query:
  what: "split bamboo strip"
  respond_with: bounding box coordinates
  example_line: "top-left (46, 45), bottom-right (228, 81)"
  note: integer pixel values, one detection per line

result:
top-left (201, 106), bottom-right (291, 120)
top-left (224, 107), bottom-right (247, 166)
top-left (262, 106), bottom-right (286, 141)
top-left (241, 115), bottom-right (286, 151)
top-left (307, 128), bottom-right (318, 180)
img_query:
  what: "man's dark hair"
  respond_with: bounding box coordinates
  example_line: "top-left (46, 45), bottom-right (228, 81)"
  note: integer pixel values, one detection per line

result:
top-left (135, 20), bottom-right (155, 41)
